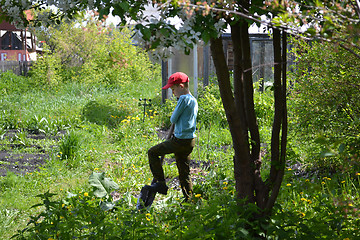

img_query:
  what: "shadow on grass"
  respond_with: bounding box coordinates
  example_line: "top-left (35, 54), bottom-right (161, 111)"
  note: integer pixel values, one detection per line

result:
top-left (82, 100), bottom-right (130, 128)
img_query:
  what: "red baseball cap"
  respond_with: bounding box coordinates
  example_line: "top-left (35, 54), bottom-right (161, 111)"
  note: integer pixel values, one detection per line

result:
top-left (162, 72), bottom-right (189, 89)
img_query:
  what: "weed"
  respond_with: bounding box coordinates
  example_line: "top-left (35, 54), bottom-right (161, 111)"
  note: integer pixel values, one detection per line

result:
top-left (13, 131), bottom-right (30, 146)
top-left (0, 127), bottom-right (6, 140)
top-left (58, 130), bottom-right (81, 167)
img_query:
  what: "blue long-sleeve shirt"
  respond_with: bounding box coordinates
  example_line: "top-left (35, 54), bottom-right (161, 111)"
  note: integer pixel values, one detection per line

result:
top-left (170, 94), bottom-right (198, 139)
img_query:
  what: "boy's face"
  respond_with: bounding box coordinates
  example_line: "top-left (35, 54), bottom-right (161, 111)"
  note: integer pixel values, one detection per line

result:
top-left (170, 84), bottom-right (183, 98)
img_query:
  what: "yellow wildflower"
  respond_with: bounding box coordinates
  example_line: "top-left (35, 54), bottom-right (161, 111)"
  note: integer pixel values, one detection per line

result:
top-left (195, 194), bottom-right (201, 198)
top-left (84, 192), bottom-right (89, 197)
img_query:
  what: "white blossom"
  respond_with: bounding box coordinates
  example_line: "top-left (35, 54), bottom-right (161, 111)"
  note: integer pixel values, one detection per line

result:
top-left (20, 0), bottom-right (31, 8)
top-left (87, 0), bottom-right (95, 8)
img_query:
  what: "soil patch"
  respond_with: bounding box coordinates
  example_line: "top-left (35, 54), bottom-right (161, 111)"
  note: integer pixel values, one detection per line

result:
top-left (0, 129), bottom-right (61, 176)
top-left (0, 150), bottom-right (48, 176)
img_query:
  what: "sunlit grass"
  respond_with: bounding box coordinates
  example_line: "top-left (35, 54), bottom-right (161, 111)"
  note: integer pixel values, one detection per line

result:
top-left (0, 78), bottom-right (359, 239)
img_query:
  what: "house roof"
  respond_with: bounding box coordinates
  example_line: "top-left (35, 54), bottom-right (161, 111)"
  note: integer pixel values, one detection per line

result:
top-left (0, 20), bottom-right (21, 31)
top-left (0, 10), bottom-right (33, 31)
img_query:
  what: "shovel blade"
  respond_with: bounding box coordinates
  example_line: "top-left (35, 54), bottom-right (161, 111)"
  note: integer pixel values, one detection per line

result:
top-left (136, 185), bottom-right (157, 210)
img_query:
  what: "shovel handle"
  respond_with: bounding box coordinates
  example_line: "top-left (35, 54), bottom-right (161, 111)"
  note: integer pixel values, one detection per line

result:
top-left (165, 123), bottom-right (175, 140)
top-left (160, 123), bottom-right (174, 164)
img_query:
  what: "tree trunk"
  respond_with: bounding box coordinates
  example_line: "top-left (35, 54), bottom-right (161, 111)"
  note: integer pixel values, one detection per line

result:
top-left (210, 36), bottom-right (255, 203)
top-left (265, 29), bottom-right (288, 214)
top-left (209, 13), bottom-right (288, 219)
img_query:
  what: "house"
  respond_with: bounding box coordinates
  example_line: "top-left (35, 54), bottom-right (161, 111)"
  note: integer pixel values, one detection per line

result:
top-left (0, 11), bottom-right (36, 62)
top-left (0, 11), bottom-right (37, 75)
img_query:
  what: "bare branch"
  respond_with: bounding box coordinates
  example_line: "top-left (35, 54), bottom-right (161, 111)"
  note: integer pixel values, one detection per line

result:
top-left (339, 43), bottom-right (360, 59)
top-left (350, 0), bottom-right (360, 19)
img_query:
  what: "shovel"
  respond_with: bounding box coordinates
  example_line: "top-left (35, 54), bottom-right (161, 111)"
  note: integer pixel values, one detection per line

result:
top-left (136, 124), bottom-right (174, 210)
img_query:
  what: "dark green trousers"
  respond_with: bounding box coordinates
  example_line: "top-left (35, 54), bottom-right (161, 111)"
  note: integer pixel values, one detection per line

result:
top-left (148, 136), bottom-right (195, 199)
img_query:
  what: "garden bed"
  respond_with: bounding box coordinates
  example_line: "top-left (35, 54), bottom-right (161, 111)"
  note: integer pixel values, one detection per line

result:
top-left (0, 129), bottom-right (61, 176)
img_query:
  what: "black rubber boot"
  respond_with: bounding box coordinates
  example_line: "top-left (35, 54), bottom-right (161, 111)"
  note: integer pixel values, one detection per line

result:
top-left (148, 181), bottom-right (168, 195)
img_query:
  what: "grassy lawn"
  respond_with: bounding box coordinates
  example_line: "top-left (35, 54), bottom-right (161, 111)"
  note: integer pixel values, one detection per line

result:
top-left (0, 76), bottom-right (359, 239)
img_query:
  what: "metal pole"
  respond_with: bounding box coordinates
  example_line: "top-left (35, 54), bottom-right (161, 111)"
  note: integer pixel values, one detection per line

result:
top-left (161, 60), bottom-right (168, 103)
top-left (203, 43), bottom-right (210, 87)
top-left (193, 44), bottom-right (198, 98)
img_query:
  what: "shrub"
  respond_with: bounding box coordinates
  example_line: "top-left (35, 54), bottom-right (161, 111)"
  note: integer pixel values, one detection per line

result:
top-left (288, 38), bottom-right (360, 173)
top-left (0, 71), bottom-right (30, 95)
top-left (197, 84), bottom-right (227, 128)
top-left (28, 52), bottom-right (62, 87)
top-left (30, 16), bottom-right (159, 87)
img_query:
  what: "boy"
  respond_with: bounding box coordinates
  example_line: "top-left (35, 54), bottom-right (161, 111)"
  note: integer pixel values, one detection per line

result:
top-left (148, 72), bottom-right (198, 200)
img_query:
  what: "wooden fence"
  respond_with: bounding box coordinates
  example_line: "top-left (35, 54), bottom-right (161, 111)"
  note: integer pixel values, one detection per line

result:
top-left (0, 61), bottom-right (33, 76)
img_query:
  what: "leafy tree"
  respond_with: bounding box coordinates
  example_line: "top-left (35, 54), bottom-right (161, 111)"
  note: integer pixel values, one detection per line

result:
top-left (265, 0), bottom-right (360, 59)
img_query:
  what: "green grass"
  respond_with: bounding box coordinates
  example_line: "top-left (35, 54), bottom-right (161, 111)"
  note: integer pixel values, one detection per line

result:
top-left (0, 78), bottom-right (359, 239)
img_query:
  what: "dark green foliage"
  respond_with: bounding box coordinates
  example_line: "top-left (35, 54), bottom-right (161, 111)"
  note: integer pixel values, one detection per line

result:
top-left (197, 84), bottom-right (227, 128)
top-left (82, 100), bottom-right (132, 128)
top-left (0, 71), bottom-right (31, 95)
top-left (12, 172), bottom-right (268, 240)
top-left (288, 38), bottom-right (360, 173)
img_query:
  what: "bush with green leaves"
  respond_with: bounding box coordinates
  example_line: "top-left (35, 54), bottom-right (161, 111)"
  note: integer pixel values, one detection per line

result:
top-left (30, 15), bottom-right (160, 87)
top-left (271, 169), bottom-right (360, 239)
top-left (197, 84), bottom-right (227, 128)
top-left (0, 71), bottom-right (31, 95)
top-left (12, 171), bottom-right (270, 240)
top-left (28, 52), bottom-right (63, 87)
top-left (288, 38), bottom-right (360, 173)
